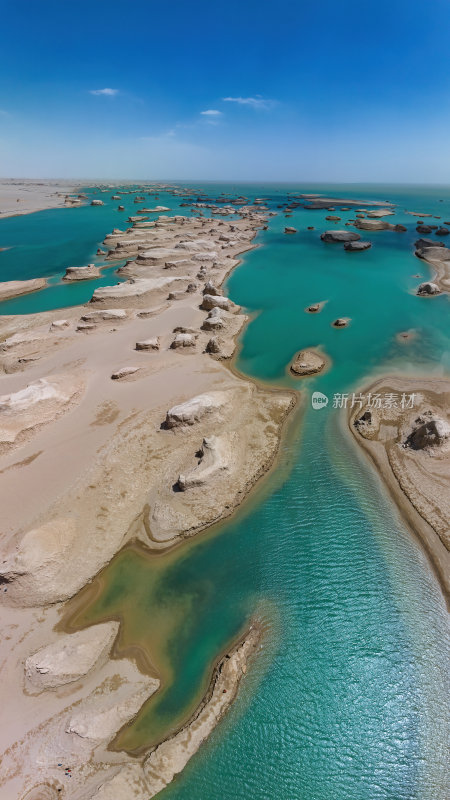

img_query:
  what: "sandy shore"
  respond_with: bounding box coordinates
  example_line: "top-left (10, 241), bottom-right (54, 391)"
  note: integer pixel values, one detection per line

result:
top-left (414, 241), bottom-right (450, 295)
top-left (0, 190), bottom-right (297, 799)
top-left (0, 278), bottom-right (48, 301)
top-left (349, 375), bottom-right (450, 599)
top-left (0, 179), bottom-right (83, 218)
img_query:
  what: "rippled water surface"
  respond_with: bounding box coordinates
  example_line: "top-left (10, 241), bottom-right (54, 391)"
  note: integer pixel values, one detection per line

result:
top-left (2, 184), bottom-right (449, 799)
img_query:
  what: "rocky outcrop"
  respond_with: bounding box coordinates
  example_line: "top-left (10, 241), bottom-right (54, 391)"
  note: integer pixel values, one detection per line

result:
top-left (405, 415), bottom-right (450, 450)
top-left (135, 248), bottom-right (180, 265)
top-left (354, 219), bottom-right (406, 233)
top-left (0, 517), bottom-right (78, 604)
top-left (305, 301), bottom-right (326, 313)
top-left (0, 374), bottom-right (82, 450)
top-left (81, 309), bottom-right (127, 322)
top-left (90, 200), bottom-right (104, 206)
top-left (202, 280), bottom-right (220, 296)
top-left (0, 278), bottom-right (47, 301)
top-left (290, 349), bottom-right (326, 376)
top-left (0, 378), bottom-right (66, 413)
top-left (201, 307), bottom-right (225, 330)
top-left (284, 226), bottom-right (297, 233)
top-left (177, 435), bottom-right (230, 490)
top-left (77, 322), bottom-right (96, 332)
top-left (25, 623), bottom-right (119, 690)
top-left (366, 209), bottom-right (394, 218)
top-left (415, 238), bottom-right (445, 252)
top-left (152, 385), bottom-right (294, 544)
top-left (91, 276), bottom-right (189, 302)
top-left (170, 333), bottom-right (196, 349)
top-left (320, 230), bottom-right (360, 243)
top-left (63, 264), bottom-right (102, 281)
top-left (354, 409), bottom-right (373, 428)
top-left (111, 366), bottom-right (140, 379)
top-left (201, 294), bottom-right (232, 311)
top-left (175, 239), bottom-right (218, 252)
top-left (135, 337), bottom-right (160, 351)
top-left (205, 337), bottom-right (221, 354)
top-left (164, 392), bottom-right (228, 428)
top-left (50, 319), bottom-right (70, 331)
top-left (417, 281), bottom-right (441, 296)
top-left (344, 240), bottom-right (372, 251)
top-left (354, 219), bottom-right (387, 231)
top-left (332, 317), bottom-right (351, 327)
top-left (164, 258), bottom-right (194, 270)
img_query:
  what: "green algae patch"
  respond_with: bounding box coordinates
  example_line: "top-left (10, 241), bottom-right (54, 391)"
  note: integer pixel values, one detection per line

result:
top-left (62, 541), bottom-right (253, 754)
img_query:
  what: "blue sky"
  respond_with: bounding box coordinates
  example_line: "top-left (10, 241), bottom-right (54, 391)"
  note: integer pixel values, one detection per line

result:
top-left (1, 0), bottom-right (450, 181)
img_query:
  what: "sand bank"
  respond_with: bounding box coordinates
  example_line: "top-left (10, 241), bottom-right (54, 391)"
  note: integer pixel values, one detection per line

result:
top-left (349, 375), bottom-right (450, 598)
top-left (0, 179), bottom-right (83, 218)
top-left (0, 278), bottom-right (47, 301)
top-left (414, 242), bottom-right (450, 295)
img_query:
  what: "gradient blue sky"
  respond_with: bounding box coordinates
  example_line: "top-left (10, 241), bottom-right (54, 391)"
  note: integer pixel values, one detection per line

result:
top-left (1, 0), bottom-right (450, 181)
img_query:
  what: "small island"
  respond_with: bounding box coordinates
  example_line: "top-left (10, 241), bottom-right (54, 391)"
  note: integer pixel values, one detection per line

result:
top-left (289, 348), bottom-right (328, 376)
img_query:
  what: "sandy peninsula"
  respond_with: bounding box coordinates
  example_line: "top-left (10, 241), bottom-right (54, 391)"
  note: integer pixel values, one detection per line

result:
top-left (414, 240), bottom-right (450, 296)
top-left (0, 278), bottom-right (47, 302)
top-left (349, 375), bottom-right (450, 598)
top-left (0, 179), bottom-right (82, 218)
top-left (0, 189), bottom-right (297, 799)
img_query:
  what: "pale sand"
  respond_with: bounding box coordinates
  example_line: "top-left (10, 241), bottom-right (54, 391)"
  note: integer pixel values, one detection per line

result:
top-left (0, 179), bottom-right (82, 218)
top-left (349, 375), bottom-right (450, 598)
top-left (415, 244), bottom-right (450, 295)
top-left (0, 196), bottom-right (297, 799)
top-left (0, 279), bottom-right (47, 302)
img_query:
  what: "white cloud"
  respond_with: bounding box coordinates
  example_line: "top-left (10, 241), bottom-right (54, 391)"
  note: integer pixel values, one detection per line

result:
top-left (223, 96), bottom-right (274, 110)
top-left (90, 88), bottom-right (119, 96)
top-left (200, 109), bottom-right (222, 116)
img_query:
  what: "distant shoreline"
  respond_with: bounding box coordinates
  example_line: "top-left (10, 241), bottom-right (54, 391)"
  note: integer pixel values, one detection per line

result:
top-left (0, 178), bottom-right (80, 218)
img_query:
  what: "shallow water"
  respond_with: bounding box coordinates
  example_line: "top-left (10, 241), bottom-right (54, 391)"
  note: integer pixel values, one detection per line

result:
top-left (2, 184), bottom-right (449, 799)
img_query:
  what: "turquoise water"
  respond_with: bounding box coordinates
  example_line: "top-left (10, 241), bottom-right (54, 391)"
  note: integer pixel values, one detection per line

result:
top-left (1, 185), bottom-right (449, 799)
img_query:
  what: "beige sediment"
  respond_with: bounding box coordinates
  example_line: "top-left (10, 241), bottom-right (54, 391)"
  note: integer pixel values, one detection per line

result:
top-left (0, 279), bottom-right (47, 301)
top-left (0, 179), bottom-right (82, 218)
top-left (142, 623), bottom-right (262, 796)
top-left (0, 193), bottom-right (297, 799)
top-left (415, 246), bottom-right (450, 295)
top-left (348, 374), bottom-right (450, 600)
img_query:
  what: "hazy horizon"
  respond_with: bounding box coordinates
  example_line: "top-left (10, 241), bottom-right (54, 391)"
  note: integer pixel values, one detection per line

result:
top-left (2, 178), bottom-right (450, 188)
